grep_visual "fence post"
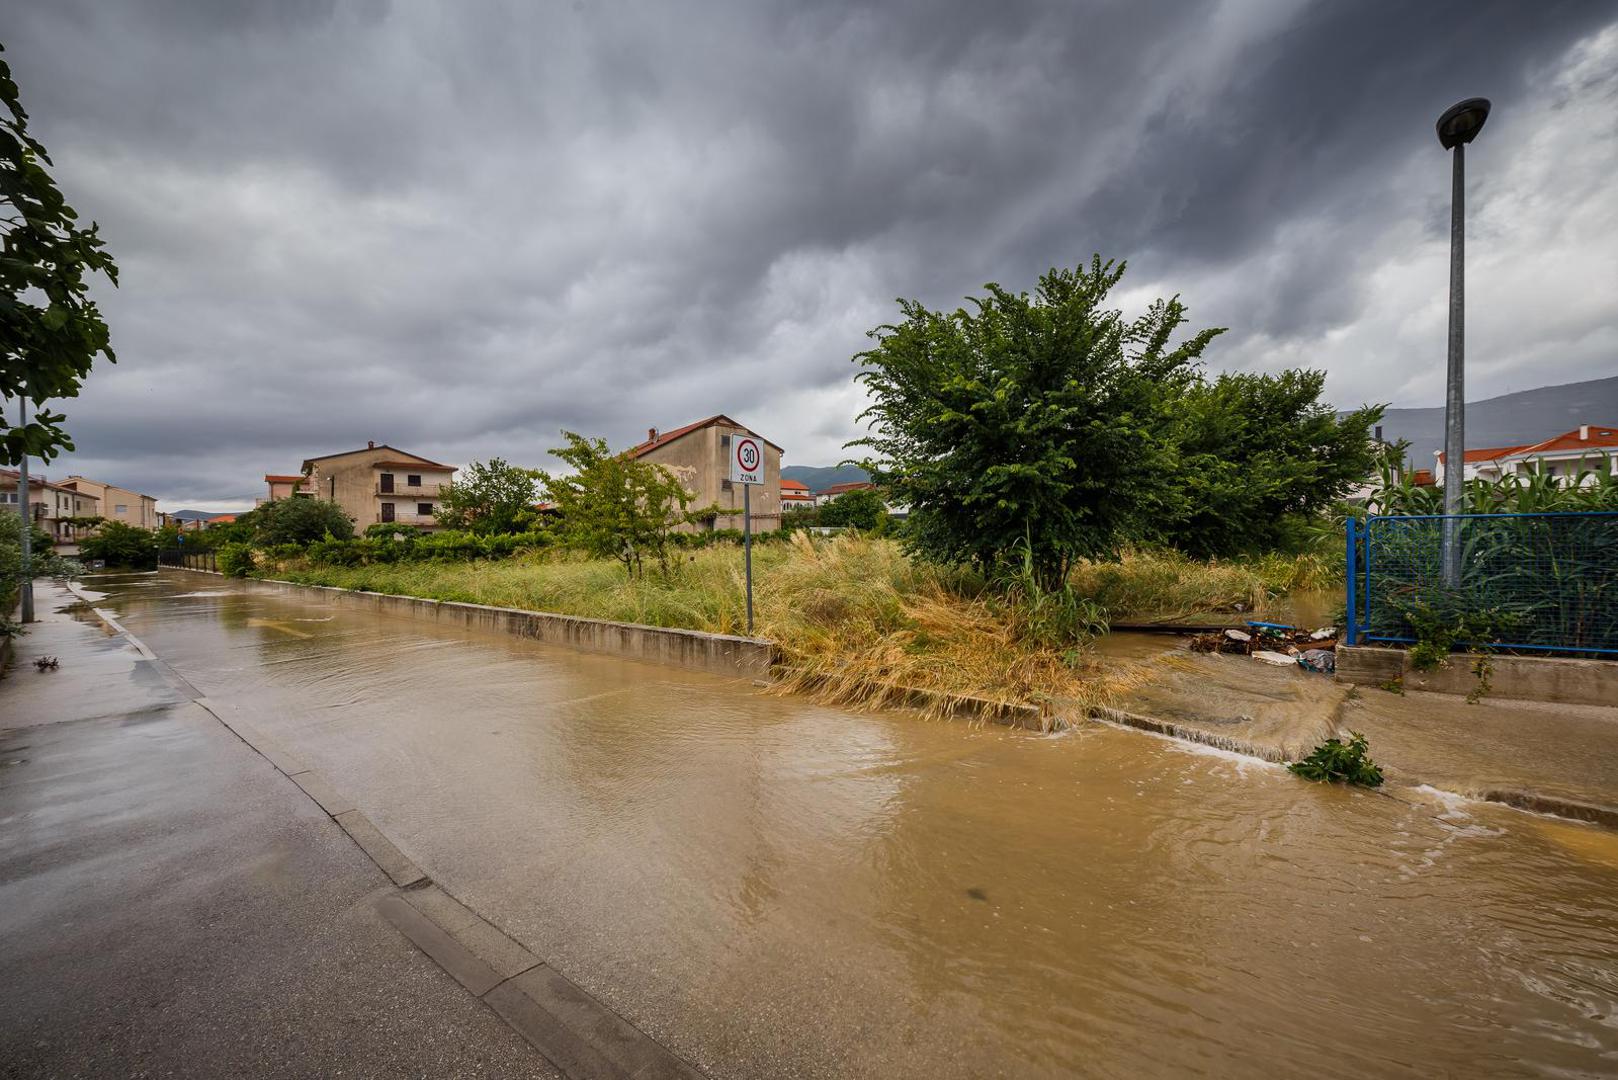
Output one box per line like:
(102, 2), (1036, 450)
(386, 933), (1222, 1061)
(1345, 516), (1358, 647)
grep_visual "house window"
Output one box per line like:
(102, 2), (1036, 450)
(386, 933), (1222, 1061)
(115, 504), (128, 514)
(381, 502), (395, 523)
(407, 474), (422, 487)
(417, 503), (433, 516)
(722, 479), (732, 491)
(380, 473), (395, 493)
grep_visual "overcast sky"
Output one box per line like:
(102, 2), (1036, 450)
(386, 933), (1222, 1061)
(7, 0), (1616, 510)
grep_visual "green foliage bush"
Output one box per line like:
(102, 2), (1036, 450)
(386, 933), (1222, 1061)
(1289, 731), (1383, 786)
(245, 497), (354, 545)
(79, 521), (159, 568)
(818, 488), (888, 532)
(216, 542), (255, 577)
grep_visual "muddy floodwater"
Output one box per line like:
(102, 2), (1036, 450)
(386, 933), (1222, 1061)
(75, 572), (1618, 1077)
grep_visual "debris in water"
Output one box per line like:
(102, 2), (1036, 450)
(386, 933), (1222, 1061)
(33, 656), (59, 672)
(1298, 649), (1336, 675)
(1252, 650), (1297, 666)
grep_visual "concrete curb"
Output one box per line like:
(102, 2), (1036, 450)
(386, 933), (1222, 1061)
(171, 567), (772, 679)
(1088, 705), (1291, 764)
(1338, 644), (1618, 707)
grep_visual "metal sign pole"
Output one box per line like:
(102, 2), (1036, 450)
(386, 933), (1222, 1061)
(743, 480), (754, 636)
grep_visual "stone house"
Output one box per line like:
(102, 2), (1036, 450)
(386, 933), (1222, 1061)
(628, 415), (783, 532)
(275, 442), (457, 531)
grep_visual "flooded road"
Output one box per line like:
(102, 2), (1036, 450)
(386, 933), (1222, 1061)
(79, 572), (1618, 1077)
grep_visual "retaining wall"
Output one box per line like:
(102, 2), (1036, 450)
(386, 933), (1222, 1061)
(224, 574), (775, 679)
(1338, 644), (1618, 707)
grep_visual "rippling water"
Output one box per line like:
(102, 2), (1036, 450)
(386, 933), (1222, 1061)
(95, 572), (1618, 1078)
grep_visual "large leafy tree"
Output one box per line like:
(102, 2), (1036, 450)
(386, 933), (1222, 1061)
(818, 488), (887, 532)
(540, 431), (712, 578)
(245, 497), (355, 545)
(1163, 370), (1383, 557)
(852, 258), (1218, 588)
(78, 521), (158, 569)
(434, 457), (540, 535)
(1, 44), (118, 464)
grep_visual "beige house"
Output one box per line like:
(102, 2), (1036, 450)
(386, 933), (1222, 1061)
(628, 415), (783, 532)
(3, 469), (100, 552)
(278, 442), (457, 530)
(58, 475), (160, 530)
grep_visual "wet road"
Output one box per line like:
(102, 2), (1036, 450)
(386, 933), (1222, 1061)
(72, 571), (1618, 1077)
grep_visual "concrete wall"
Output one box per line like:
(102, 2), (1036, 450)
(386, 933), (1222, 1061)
(639, 424), (782, 532)
(1338, 644), (1618, 707)
(231, 574), (774, 679)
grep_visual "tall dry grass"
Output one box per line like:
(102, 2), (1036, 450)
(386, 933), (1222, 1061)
(265, 534), (1135, 720)
(1068, 547), (1340, 622)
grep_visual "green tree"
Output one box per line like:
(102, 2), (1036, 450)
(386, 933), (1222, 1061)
(79, 521), (158, 569)
(852, 257), (1219, 588)
(818, 487), (887, 531)
(539, 431), (712, 578)
(249, 497), (354, 546)
(434, 457), (539, 535)
(1, 44), (119, 465)
(1162, 370), (1383, 557)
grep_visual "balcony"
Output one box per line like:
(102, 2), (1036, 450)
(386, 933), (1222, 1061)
(376, 482), (446, 497)
(375, 512), (439, 528)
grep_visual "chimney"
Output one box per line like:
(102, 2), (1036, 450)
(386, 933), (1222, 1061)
(648, 427), (658, 442)
(368, 440), (376, 449)
(1580, 425), (1590, 440)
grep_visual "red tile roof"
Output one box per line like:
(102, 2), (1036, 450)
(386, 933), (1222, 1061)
(818, 481), (875, 496)
(627, 415), (783, 457)
(780, 478), (809, 491)
(301, 445), (455, 470)
(1435, 445), (1527, 465)
(1410, 468), (1436, 486)
(1511, 424), (1618, 456)
(372, 460), (456, 471)
(264, 474), (305, 483)
(1438, 425), (1618, 464)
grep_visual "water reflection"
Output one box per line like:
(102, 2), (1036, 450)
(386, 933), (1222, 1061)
(90, 572), (1618, 1078)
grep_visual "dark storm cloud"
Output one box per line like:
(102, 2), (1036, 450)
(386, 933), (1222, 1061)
(4, 0), (1615, 507)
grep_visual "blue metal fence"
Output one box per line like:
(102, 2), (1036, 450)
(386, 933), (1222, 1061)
(1345, 511), (1618, 656)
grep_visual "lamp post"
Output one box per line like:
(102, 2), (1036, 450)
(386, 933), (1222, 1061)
(1436, 96), (1490, 587)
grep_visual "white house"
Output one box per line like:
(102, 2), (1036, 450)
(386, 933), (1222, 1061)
(1435, 423), (1618, 486)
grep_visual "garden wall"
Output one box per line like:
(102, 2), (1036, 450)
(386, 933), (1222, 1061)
(1337, 645), (1618, 707)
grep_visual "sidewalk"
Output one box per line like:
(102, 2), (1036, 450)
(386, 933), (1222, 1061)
(0, 582), (556, 1077)
(1101, 644), (1618, 823)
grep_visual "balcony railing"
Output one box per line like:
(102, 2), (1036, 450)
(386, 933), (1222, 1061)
(375, 512), (439, 527)
(376, 483), (446, 497)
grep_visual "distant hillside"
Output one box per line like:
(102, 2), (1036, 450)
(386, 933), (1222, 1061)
(781, 464), (869, 492)
(1371, 375), (1618, 464)
(169, 509), (226, 522)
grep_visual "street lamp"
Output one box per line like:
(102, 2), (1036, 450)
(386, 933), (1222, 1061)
(1436, 96), (1490, 586)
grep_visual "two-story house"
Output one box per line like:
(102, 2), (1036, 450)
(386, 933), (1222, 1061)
(628, 416), (783, 532)
(3, 469), (101, 552)
(275, 442), (457, 530)
(56, 475), (160, 530)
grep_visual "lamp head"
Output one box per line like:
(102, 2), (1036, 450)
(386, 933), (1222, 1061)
(1437, 97), (1491, 150)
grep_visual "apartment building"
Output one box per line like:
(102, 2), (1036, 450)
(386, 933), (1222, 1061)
(273, 442), (456, 530)
(628, 415), (783, 532)
(56, 475), (160, 530)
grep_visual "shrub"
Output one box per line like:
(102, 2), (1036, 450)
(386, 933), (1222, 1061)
(216, 542), (255, 577)
(79, 521), (160, 569)
(1289, 731), (1383, 786)
(249, 498), (355, 545)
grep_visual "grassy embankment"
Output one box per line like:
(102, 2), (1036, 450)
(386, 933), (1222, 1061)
(260, 534), (1340, 716)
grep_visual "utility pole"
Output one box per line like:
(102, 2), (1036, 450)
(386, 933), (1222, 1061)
(1436, 97), (1490, 587)
(17, 395), (35, 622)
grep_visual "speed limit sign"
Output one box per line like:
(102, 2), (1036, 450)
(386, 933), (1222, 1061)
(729, 434), (764, 485)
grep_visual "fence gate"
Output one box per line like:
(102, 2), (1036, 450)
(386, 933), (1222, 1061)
(1346, 511), (1618, 656)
